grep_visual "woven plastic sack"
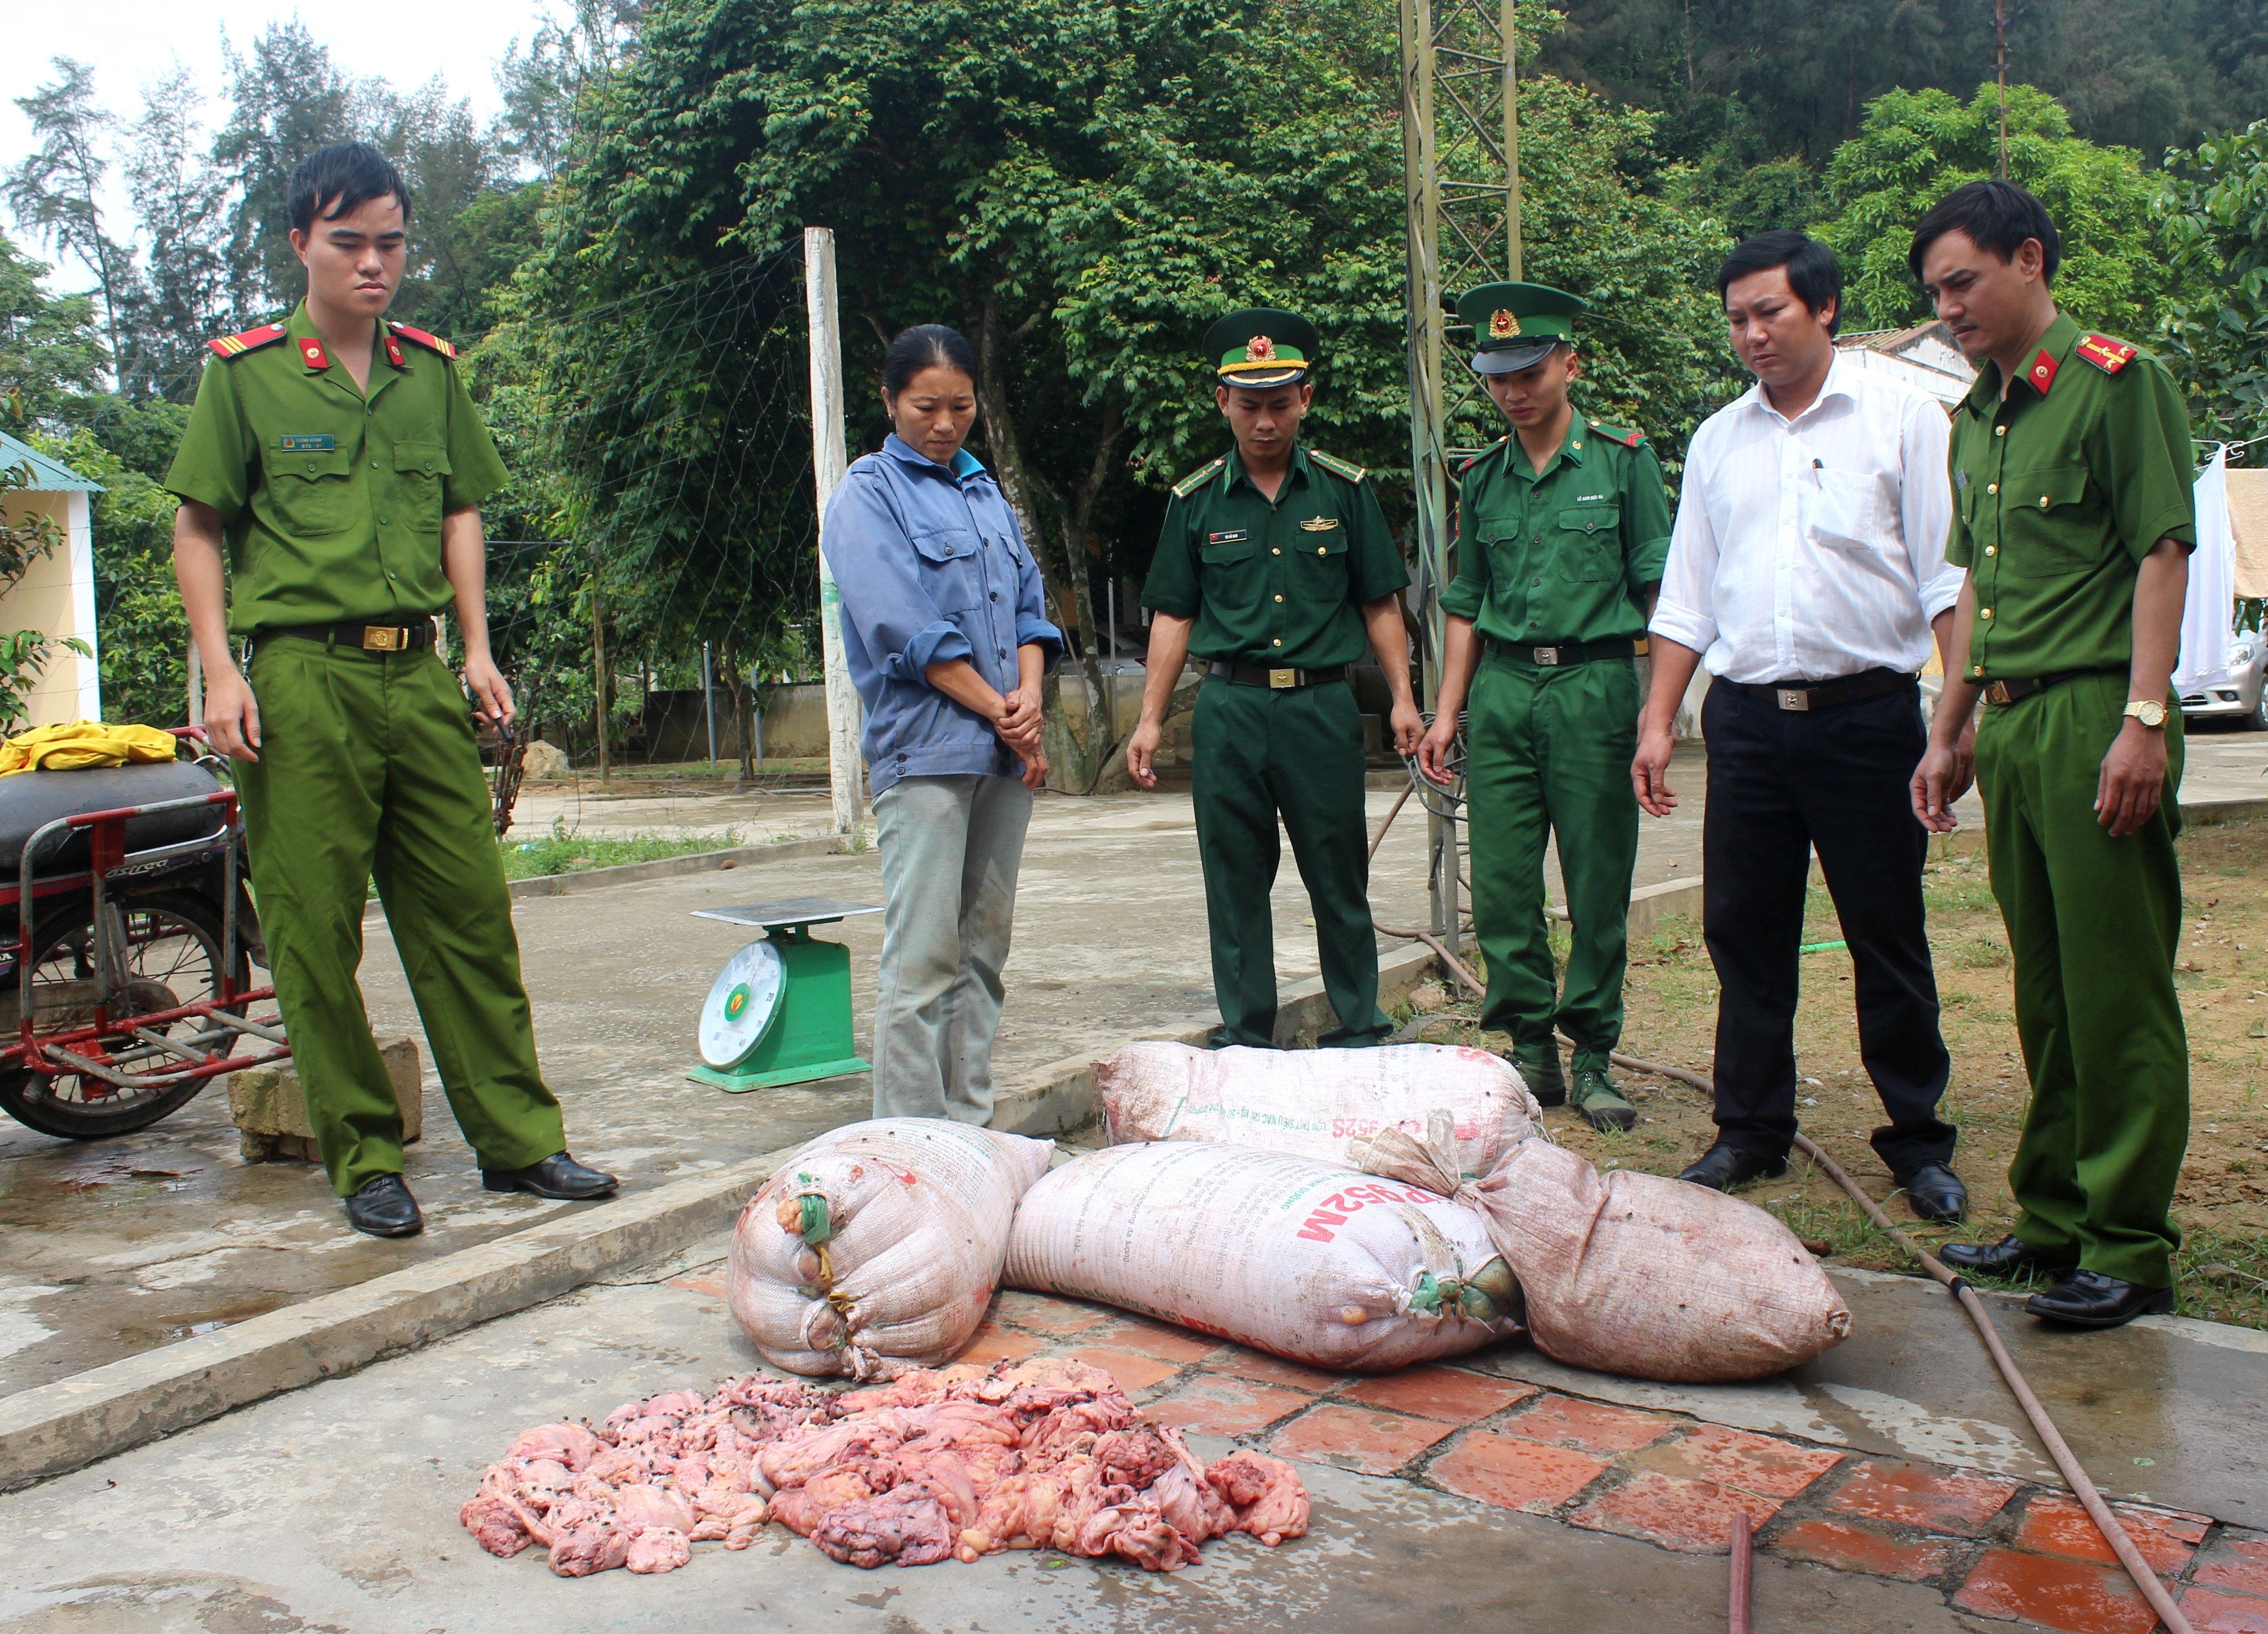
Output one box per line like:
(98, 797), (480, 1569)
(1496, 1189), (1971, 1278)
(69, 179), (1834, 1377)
(1353, 1117), (1850, 1383)
(1003, 1140), (1522, 1372)
(1097, 1040), (1539, 1175)
(728, 1119), (1053, 1379)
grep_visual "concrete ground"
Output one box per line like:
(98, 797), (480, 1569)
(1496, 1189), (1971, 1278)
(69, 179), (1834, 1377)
(2, 1241), (2262, 1633)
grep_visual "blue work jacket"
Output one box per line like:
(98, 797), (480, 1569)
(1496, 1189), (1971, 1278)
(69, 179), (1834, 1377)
(821, 434), (1064, 796)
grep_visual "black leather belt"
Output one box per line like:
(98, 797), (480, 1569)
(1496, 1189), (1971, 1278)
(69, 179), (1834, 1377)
(1208, 661), (1349, 689)
(1981, 668), (2111, 706)
(1733, 668), (1916, 712)
(260, 620), (436, 653)
(1484, 637), (1638, 668)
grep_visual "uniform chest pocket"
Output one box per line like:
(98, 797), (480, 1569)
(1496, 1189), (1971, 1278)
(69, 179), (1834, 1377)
(2000, 465), (2101, 578)
(1811, 470), (1893, 553)
(390, 442), (453, 531)
(268, 447), (355, 536)
(1555, 505), (1620, 582)
(1200, 532), (1263, 606)
(912, 525), (983, 612)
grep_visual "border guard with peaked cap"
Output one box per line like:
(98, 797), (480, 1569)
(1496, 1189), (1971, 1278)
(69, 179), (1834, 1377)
(1126, 309), (1424, 1048)
(1417, 282), (1673, 1125)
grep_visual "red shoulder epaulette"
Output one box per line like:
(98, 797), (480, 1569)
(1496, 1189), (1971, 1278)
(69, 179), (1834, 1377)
(388, 321), (457, 360)
(205, 323), (287, 360)
(2074, 333), (2137, 375)
(1586, 418), (1645, 449)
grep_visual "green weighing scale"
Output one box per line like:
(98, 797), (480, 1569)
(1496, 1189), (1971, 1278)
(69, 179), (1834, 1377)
(689, 897), (882, 1091)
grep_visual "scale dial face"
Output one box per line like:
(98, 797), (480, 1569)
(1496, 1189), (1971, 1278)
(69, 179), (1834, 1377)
(699, 939), (787, 1068)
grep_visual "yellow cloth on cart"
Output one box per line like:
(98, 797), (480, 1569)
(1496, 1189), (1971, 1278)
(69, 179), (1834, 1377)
(0, 721), (180, 776)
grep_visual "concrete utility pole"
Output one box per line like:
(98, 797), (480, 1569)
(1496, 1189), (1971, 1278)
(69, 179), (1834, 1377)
(1400, 0), (1523, 951)
(804, 226), (866, 837)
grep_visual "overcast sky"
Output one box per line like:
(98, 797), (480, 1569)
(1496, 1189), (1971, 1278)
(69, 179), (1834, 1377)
(4, 1), (552, 295)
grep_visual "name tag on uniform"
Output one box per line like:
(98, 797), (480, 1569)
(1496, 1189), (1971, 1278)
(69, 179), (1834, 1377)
(1955, 468), (1969, 490)
(1576, 492), (1607, 503)
(1208, 530), (1248, 543)
(277, 434), (336, 452)
(1299, 516), (1339, 532)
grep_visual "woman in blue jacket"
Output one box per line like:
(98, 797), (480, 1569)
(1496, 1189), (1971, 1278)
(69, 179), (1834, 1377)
(821, 325), (1064, 1122)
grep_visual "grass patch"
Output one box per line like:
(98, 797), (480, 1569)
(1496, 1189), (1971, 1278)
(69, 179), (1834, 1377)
(2176, 1225), (2268, 1327)
(1765, 1193), (1900, 1263)
(498, 818), (747, 881)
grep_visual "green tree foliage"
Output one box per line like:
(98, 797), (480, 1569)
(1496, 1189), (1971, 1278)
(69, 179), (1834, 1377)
(0, 235), (105, 429)
(5, 60), (132, 368)
(2156, 121), (2268, 441)
(522, 0), (1735, 784)
(1810, 85), (2176, 336)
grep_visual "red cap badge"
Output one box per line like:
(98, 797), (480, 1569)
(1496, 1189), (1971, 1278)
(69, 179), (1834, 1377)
(1245, 334), (1277, 362)
(299, 338), (329, 370)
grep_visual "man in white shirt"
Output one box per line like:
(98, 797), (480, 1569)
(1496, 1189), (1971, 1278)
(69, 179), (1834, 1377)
(1631, 231), (1975, 1220)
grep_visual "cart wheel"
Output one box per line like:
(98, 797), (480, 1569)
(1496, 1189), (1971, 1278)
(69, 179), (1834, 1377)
(0, 892), (252, 1141)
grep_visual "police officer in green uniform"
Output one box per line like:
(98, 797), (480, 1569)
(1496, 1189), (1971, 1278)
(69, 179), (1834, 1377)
(1911, 181), (2193, 1330)
(1126, 310), (1424, 1047)
(166, 142), (617, 1238)
(1416, 284), (1671, 1128)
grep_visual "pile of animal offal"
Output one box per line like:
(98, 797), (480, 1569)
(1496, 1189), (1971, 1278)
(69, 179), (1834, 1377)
(461, 1356), (1307, 1578)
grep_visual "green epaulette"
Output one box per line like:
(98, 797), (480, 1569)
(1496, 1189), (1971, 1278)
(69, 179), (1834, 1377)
(1171, 457), (1226, 500)
(1309, 448), (1367, 482)
(1585, 418), (1646, 450)
(1460, 435), (1511, 476)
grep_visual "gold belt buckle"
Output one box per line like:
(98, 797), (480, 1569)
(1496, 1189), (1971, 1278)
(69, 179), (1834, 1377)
(1533, 646), (1560, 666)
(1984, 680), (2013, 706)
(1775, 687), (1811, 712)
(1268, 668), (1297, 689)
(362, 625), (402, 652)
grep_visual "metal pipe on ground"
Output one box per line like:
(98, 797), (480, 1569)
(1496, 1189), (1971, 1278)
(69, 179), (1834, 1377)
(1729, 1508), (1753, 1634)
(1606, 1046), (2197, 1634)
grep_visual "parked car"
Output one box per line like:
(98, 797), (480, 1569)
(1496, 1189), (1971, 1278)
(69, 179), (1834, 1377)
(2181, 622), (2268, 730)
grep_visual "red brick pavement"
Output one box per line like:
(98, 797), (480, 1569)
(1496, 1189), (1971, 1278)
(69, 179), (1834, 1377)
(960, 1286), (2263, 1631)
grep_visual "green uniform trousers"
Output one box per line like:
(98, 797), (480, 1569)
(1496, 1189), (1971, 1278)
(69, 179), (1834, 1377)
(1191, 675), (1389, 1048)
(1463, 653), (1640, 1070)
(238, 636), (565, 1196)
(1976, 670), (2186, 1288)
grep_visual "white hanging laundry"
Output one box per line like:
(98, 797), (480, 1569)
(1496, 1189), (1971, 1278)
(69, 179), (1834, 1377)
(2175, 444), (2236, 695)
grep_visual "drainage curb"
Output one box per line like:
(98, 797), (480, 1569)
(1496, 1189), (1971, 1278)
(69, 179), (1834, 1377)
(364, 833), (853, 921)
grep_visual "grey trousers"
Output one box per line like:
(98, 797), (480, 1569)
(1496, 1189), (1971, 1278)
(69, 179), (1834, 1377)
(870, 772), (1034, 1123)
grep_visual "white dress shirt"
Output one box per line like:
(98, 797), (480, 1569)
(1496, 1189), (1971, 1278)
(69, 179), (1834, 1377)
(1651, 350), (1962, 684)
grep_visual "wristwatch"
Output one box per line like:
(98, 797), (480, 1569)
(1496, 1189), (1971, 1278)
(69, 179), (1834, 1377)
(2124, 699), (2168, 729)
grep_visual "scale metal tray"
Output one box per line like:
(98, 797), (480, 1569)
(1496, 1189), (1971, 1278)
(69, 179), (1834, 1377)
(692, 897), (882, 931)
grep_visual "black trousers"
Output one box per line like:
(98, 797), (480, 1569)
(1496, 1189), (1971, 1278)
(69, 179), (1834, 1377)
(1700, 678), (1955, 1175)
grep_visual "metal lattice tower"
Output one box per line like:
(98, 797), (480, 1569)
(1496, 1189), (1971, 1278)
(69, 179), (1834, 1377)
(1400, 0), (1522, 947)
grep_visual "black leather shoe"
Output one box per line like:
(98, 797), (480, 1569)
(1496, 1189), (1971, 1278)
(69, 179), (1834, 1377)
(482, 1151), (619, 1200)
(2026, 1269), (2175, 1329)
(1894, 1162), (1969, 1223)
(1675, 1142), (1788, 1192)
(1938, 1234), (2076, 1280)
(345, 1173), (423, 1238)
(1513, 1047), (1567, 1108)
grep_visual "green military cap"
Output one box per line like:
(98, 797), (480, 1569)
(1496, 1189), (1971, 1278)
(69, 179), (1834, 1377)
(1456, 282), (1588, 375)
(1204, 308), (1317, 389)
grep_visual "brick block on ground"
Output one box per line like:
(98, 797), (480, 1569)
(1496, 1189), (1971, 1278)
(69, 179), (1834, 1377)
(1340, 1365), (1535, 1424)
(2195, 1531), (2268, 1600)
(955, 1320), (1042, 1367)
(1631, 1422), (1844, 1499)
(2181, 1587), (2268, 1633)
(1823, 1458), (2021, 1536)
(1769, 1518), (1957, 1582)
(1497, 1392), (1680, 1454)
(989, 1290), (1117, 1337)
(1268, 1403), (1454, 1476)
(1081, 1315), (1225, 1366)
(1953, 1548), (2158, 1634)
(1568, 1470), (1784, 1554)
(229, 1035), (420, 1163)
(2012, 1493), (2209, 1576)
(1142, 1375), (1311, 1438)
(1199, 1346), (1345, 1394)
(1426, 1428), (1611, 1514)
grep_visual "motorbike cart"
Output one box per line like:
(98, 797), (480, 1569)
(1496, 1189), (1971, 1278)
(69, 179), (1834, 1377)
(0, 748), (286, 1140)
